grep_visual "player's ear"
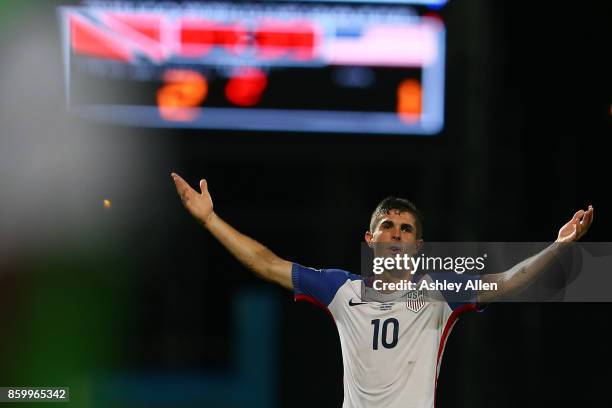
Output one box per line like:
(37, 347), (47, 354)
(415, 239), (424, 253)
(365, 231), (373, 247)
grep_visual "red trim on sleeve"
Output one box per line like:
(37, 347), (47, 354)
(434, 303), (478, 408)
(295, 294), (326, 308)
(295, 294), (334, 319)
(436, 304), (476, 363)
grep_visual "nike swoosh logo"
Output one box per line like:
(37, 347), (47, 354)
(349, 298), (367, 306)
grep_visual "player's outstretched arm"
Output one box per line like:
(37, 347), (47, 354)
(478, 205), (594, 303)
(171, 173), (293, 290)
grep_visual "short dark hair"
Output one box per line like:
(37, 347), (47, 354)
(369, 197), (423, 239)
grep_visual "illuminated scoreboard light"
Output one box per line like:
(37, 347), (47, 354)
(59, 2), (446, 135)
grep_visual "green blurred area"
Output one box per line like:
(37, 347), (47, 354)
(0, 0), (28, 26)
(0, 248), (131, 408)
(0, 1), (132, 405)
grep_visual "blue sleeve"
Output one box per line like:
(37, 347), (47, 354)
(292, 263), (359, 307)
(428, 272), (482, 311)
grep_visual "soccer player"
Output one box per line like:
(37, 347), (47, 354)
(171, 173), (593, 408)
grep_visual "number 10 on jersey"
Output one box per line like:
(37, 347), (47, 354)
(371, 318), (399, 350)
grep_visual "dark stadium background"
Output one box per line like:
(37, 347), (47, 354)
(0, 1), (610, 407)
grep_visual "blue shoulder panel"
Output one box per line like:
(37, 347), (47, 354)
(292, 263), (361, 307)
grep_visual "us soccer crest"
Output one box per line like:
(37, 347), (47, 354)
(406, 290), (425, 313)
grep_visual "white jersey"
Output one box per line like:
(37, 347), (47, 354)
(292, 264), (479, 408)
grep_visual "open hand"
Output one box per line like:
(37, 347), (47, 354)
(171, 173), (214, 226)
(556, 205), (594, 243)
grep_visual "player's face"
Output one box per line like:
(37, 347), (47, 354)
(365, 210), (422, 257)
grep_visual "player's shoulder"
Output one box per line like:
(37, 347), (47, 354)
(292, 263), (361, 281)
(292, 263), (361, 306)
(323, 267), (361, 282)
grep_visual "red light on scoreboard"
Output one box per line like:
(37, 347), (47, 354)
(255, 21), (316, 60)
(225, 68), (268, 107)
(68, 12), (318, 63)
(157, 70), (208, 122)
(180, 19), (248, 57)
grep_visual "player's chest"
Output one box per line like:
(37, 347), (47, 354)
(339, 302), (443, 352)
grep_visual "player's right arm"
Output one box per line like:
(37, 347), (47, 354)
(171, 173), (293, 290)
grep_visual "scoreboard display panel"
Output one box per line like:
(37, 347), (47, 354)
(59, 1), (446, 134)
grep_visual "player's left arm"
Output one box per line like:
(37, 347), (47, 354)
(477, 205), (594, 304)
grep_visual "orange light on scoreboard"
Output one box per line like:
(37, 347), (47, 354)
(397, 79), (422, 123)
(157, 70), (208, 122)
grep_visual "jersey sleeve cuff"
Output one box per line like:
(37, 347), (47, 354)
(291, 263), (302, 297)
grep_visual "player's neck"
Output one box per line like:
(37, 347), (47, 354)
(379, 269), (412, 283)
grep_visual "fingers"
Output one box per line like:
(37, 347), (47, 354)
(575, 216), (583, 236)
(570, 209), (585, 236)
(580, 205), (594, 235)
(199, 179), (208, 194)
(171, 172), (190, 193)
(572, 209), (586, 223)
(171, 173), (196, 203)
(571, 205), (594, 240)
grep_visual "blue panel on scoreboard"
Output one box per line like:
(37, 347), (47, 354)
(59, 1), (446, 135)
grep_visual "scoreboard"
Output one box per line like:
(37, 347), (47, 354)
(59, 1), (446, 134)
